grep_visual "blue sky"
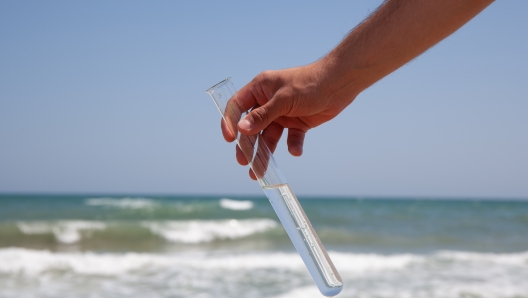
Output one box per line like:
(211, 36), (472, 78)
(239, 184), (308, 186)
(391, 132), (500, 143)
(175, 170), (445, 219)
(1, 1), (526, 198)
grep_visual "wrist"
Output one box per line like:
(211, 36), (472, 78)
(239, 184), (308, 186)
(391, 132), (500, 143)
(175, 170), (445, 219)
(311, 53), (367, 105)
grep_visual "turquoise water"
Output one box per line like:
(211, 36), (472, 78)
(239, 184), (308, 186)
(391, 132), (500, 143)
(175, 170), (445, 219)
(0, 194), (527, 297)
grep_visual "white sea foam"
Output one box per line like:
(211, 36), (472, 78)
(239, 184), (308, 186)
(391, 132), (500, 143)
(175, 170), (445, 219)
(0, 249), (305, 277)
(436, 250), (528, 265)
(141, 218), (278, 243)
(85, 197), (156, 209)
(330, 251), (423, 273)
(3, 248), (526, 277)
(0, 248), (527, 298)
(0, 248), (156, 276)
(17, 221), (106, 244)
(219, 198), (254, 210)
(272, 286), (321, 298)
(0, 249), (416, 276)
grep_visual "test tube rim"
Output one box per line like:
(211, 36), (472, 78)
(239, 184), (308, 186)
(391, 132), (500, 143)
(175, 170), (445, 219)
(206, 77), (232, 94)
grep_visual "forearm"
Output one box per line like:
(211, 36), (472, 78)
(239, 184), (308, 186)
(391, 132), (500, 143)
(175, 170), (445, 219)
(316, 0), (494, 98)
(224, 0), (493, 161)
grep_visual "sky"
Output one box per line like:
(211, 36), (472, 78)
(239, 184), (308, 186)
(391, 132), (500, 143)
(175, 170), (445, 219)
(0, 1), (526, 198)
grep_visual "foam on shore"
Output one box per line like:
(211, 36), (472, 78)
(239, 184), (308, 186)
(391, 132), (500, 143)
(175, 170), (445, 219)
(1, 248), (527, 298)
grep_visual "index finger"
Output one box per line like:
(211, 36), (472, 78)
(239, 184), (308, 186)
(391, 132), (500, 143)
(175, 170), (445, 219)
(222, 80), (265, 142)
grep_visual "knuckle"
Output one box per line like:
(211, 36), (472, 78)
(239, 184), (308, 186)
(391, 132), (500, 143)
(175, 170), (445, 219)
(256, 70), (279, 91)
(263, 122), (283, 149)
(288, 129), (305, 144)
(257, 70), (274, 83)
(250, 108), (269, 124)
(272, 91), (294, 116)
(288, 136), (302, 145)
(251, 71), (276, 106)
(266, 134), (281, 147)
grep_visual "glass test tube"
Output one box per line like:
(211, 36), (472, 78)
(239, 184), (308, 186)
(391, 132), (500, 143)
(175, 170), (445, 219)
(206, 78), (343, 297)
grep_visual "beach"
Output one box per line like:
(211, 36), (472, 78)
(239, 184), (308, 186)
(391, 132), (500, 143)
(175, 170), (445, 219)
(0, 194), (527, 298)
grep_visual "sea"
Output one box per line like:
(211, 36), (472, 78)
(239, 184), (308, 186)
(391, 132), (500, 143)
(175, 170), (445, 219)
(0, 194), (527, 298)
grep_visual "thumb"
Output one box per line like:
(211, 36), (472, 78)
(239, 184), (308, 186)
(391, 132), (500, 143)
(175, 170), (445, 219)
(238, 98), (285, 134)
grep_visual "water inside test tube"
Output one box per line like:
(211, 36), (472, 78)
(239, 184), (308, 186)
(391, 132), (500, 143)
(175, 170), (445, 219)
(262, 183), (343, 297)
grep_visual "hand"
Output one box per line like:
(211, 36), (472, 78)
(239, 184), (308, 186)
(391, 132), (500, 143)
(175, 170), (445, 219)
(221, 62), (358, 179)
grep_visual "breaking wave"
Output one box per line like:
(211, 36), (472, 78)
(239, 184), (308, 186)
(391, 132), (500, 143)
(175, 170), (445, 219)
(85, 197), (157, 209)
(15, 219), (278, 245)
(219, 198), (254, 210)
(140, 219), (278, 243)
(17, 221), (106, 244)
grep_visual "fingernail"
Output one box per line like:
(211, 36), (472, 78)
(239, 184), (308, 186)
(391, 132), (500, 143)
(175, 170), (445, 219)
(239, 119), (252, 131)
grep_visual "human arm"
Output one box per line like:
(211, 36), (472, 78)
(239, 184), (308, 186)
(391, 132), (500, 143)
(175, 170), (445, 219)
(222, 0), (494, 179)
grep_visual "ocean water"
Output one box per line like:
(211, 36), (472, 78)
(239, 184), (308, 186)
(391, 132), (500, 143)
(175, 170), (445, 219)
(0, 194), (527, 298)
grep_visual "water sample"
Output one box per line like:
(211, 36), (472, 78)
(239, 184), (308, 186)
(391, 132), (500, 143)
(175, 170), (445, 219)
(206, 78), (343, 297)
